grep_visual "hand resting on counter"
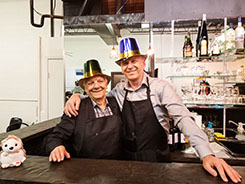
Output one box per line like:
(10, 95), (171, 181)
(49, 145), (71, 162)
(203, 155), (242, 183)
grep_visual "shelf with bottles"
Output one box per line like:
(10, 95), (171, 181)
(157, 15), (245, 64)
(172, 14), (244, 138)
(156, 53), (245, 64)
(167, 74), (236, 79)
(216, 81), (245, 85)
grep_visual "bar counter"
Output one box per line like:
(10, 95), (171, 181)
(0, 155), (244, 184)
(1, 118), (245, 183)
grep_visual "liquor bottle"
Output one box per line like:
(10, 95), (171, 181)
(185, 30), (193, 57)
(177, 127), (186, 150)
(183, 35), (187, 58)
(168, 119), (177, 152)
(196, 20), (202, 57)
(211, 34), (221, 56)
(235, 16), (244, 53)
(226, 23), (236, 53)
(200, 14), (209, 57)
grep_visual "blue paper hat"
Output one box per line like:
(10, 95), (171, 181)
(115, 37), (147, 65)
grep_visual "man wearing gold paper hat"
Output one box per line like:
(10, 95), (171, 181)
(64, 38), (241, 183)
(45, 59), (123, 162)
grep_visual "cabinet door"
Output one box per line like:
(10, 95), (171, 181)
(48, 59), (64, 119)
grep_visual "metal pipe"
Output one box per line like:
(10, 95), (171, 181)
(229, 120), (239, 127)
(50, 0), (54, 37)
(30, 0), (63, 29)
(149, 22), (155, 77)
(78, 0), (88, 16)
(116, 0), (123, 14)
(223, 106), (226, 137)
(170, 20), (175, 57)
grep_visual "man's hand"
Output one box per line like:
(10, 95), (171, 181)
(203, 155), (242, 183)
(49, 145), (71, 162)
(64, 94), (81, 117)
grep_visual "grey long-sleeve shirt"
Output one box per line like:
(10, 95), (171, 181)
(109, 72), (213, 159)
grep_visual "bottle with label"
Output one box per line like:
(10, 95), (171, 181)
(183, 35), (187, 58)
(235, 16), (244, 53)
(211, 34), (221, 56)
(196, 20), (202, 57)
(206, 121), (214, 142)
(226, 23), (236, 53)
(177, 128), (186, 150)
(200, 14), (209, 57)
(168, 119), (178, 152)
(185, 30), (193, 58)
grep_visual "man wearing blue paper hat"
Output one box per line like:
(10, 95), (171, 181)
(64, 38), (241, 183)
(115, 37), (147, 65)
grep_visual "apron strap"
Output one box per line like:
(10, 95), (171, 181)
(146, 77), (151, 99)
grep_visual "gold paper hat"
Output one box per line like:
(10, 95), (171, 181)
(115, 37), (147, 65)
(78, 59), (111, 89)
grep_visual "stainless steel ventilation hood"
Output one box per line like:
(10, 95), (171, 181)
(62, 0), (144, 45)
(62, 0), (245, 44)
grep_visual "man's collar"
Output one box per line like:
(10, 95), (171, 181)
(90, 97), (109, 108)
(124, 72), (149, 91)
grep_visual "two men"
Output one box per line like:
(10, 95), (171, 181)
(45, 59), (122, 162)
(65, 38), (241, 183)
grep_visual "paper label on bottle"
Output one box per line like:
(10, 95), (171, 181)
(168, 134), (173, 144)
(185, 45), (192, 57)
(235, 34), (245, 49)
(175, 133), (179, 143)
(180, 133), (186, 143)
(201, 40), (207, 55)
(226, 30), (236, 50)
(212, 45), (220, 55)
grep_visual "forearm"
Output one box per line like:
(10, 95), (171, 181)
(177, 116), (214, 159)
(45, 136), (63, 154)
(45, 114), (76, 154)
(159, 82), (213, 159)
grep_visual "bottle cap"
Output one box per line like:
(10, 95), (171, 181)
(238, 16), (242, 22)
(203, 14), (206, 21)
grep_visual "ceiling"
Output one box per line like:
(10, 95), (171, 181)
(62, 0), (245, 45)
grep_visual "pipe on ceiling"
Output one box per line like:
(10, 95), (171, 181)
(30, 0), (63, 37)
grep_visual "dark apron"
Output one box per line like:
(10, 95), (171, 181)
(73, 97), (122, 159)
(121, 77), (170, 162)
